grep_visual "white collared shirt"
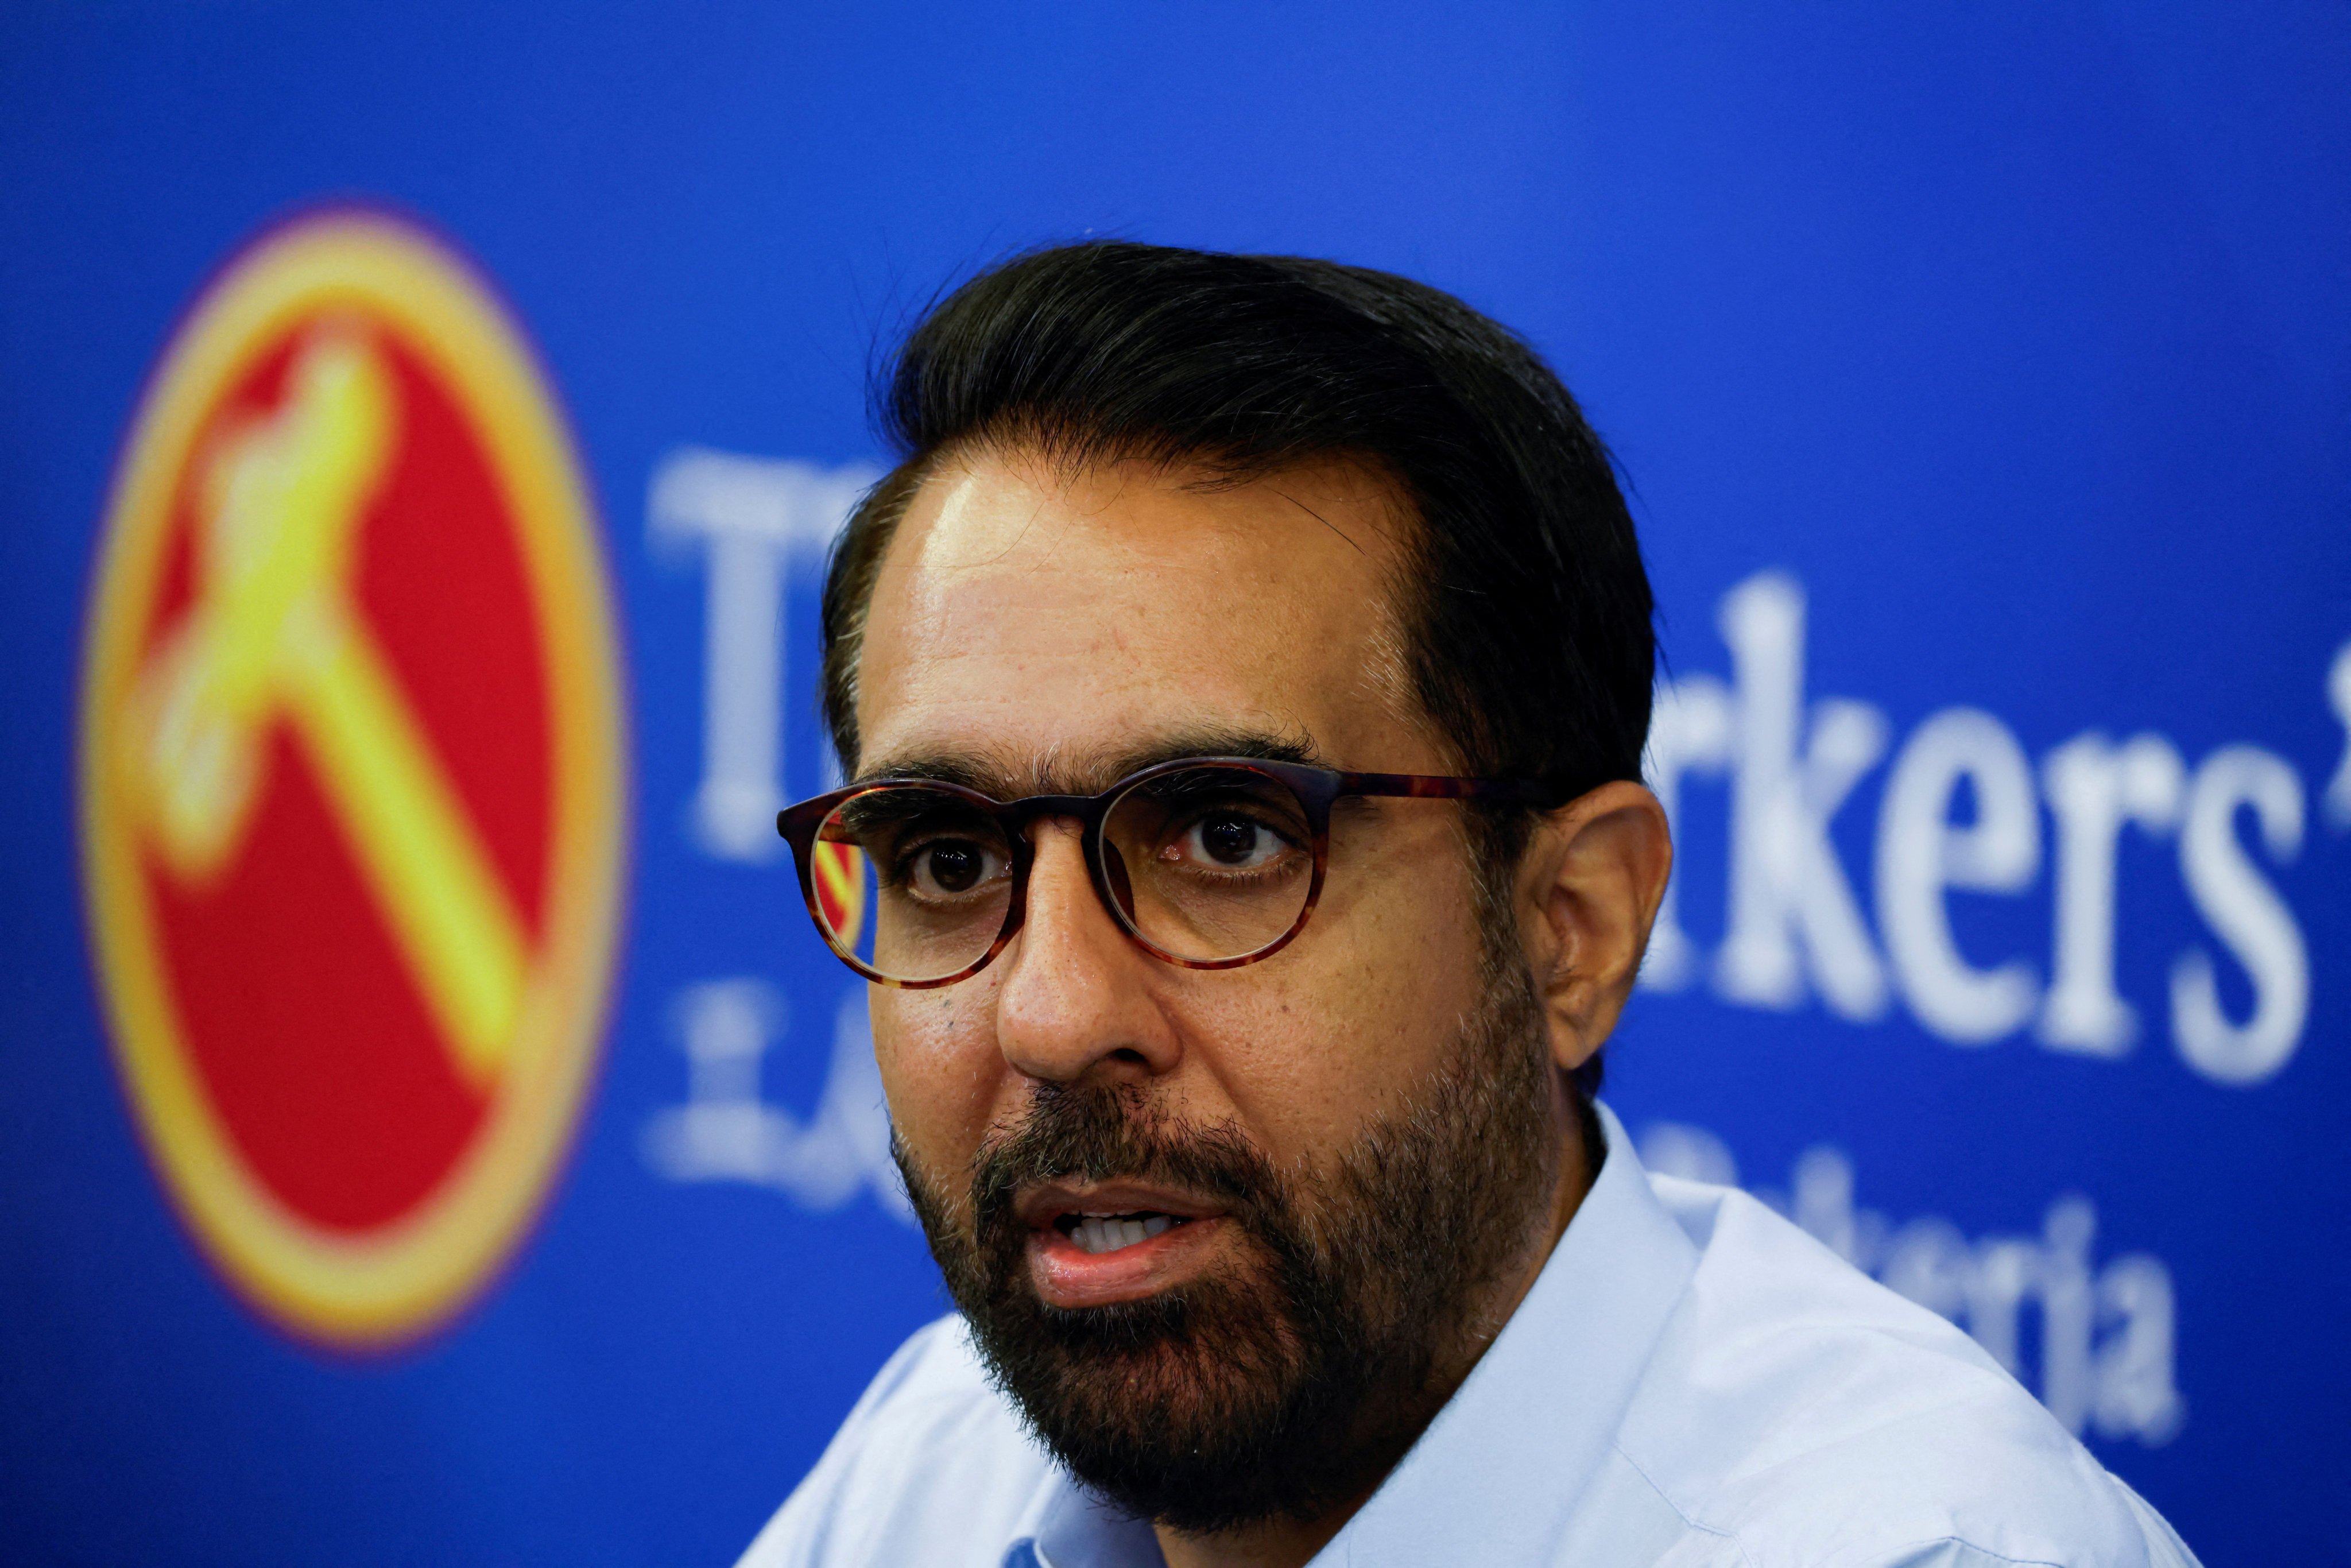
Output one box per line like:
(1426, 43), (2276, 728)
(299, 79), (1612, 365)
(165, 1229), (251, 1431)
(737, 1105), (2202, 1568)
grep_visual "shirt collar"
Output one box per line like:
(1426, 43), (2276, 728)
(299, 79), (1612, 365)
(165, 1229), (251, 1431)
(1310, 1100), (1697, 1566)
(1010, 1101), (1696, 1568)
(1022, 1477), (1164, 1568)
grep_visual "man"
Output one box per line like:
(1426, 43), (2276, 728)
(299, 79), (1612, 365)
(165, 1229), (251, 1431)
(737, 243), (2200, 1568)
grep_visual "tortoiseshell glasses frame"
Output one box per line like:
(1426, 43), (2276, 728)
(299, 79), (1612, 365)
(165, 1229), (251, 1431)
(774, 756), (1572, 989)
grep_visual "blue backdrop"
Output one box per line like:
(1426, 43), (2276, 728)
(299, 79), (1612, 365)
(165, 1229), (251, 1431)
(3, 5), (2346, 1564)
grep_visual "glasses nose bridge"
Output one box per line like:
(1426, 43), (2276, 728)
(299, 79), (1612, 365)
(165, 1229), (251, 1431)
(1008, 792), (1111, 825)
(1003, 791), (1129, 943)
(1002, 792), (1116, 863)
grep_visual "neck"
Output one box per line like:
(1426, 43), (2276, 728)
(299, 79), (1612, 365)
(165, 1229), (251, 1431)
(1151, 1091), (1598, 1568)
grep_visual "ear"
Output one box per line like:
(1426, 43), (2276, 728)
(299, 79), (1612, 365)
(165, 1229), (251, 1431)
(1515, 781), (1674, 1077)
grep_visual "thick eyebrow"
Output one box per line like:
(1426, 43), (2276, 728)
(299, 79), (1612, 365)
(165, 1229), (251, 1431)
(855, 725), (1331, 799)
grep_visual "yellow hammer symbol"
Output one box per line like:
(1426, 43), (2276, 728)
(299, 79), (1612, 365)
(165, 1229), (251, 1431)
(814, 841), (867, 951)
(123, 327), (530, 1086)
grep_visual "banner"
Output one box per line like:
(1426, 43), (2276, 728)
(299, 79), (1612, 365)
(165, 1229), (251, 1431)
(2, 6), (2342, 1564)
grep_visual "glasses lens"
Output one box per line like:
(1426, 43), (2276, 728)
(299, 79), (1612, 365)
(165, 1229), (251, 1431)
(813, 788), (1014, 983)
(1102, 765), (1315, 963)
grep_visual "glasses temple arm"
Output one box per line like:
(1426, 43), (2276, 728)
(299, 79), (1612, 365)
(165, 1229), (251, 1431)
(1336, 772), (1589, 808)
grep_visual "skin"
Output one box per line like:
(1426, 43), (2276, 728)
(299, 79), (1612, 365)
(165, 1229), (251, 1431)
(855, 448), (1673, 1568)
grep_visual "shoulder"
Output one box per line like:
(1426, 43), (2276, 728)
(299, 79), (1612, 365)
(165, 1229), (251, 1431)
(1612, 1177), (2188, 1568)
(734, 1314), (1059, 1568)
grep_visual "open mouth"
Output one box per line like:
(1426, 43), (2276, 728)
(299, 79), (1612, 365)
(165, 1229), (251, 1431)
(1021, 1185), (1227, 1306)
(1055, 1210), (1192, 1255)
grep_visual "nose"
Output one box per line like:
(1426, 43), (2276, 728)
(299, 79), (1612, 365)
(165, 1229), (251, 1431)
(993, 818), (1181, 1086)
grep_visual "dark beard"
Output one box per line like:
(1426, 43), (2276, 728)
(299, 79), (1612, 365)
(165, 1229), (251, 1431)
(893, 960), (1558, 1536)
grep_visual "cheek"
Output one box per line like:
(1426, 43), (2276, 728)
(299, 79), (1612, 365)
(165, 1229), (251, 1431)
(1186, 870), (1486, 1158)
(871, 983), (1009, 1180)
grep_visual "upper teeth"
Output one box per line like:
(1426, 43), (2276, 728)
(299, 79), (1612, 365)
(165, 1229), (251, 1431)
(1070, 1213), (1176, 1255)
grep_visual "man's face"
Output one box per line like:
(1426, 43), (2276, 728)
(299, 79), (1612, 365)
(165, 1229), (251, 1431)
(855, 450), (1561, 1529)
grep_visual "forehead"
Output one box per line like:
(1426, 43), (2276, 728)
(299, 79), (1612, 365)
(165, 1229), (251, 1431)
(854, 449), (1426, 790)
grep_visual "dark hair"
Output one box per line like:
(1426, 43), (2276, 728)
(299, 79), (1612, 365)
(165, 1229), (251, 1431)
(819, 242), (1653, 1100)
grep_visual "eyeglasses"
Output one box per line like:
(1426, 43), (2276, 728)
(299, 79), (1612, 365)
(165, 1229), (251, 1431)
(774, 756), (1570, 989)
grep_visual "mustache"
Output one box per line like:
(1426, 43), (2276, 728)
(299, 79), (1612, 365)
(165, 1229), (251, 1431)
(969, 1081), (1289, 1240)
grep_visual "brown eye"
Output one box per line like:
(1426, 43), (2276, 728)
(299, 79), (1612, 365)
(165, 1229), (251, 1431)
(1202, 815), (1260, 865)
(1170, 811), (1289, 872)
(909, 838), (1002, 897)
